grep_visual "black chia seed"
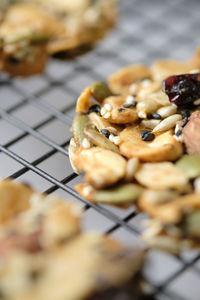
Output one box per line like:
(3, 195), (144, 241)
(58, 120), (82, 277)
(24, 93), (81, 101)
(141, 130), (155, 141)
(150, 113), (162, 120)
(88, 104), (101, 114)
(100, 129), (110, 138)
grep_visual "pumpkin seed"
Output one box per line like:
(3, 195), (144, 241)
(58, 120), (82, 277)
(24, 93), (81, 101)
(94, 184), (143, 204)
(176, 155), (200, 179)
(84, 127), (120, 153)
(185, 210), (200, 237)
(90, 81), (112, 102)
(5, 31), (48, 44)
(72, 114), (88, 144)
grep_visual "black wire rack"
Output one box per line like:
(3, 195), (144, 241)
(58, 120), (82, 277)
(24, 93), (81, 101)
(1, 0), (200, 299)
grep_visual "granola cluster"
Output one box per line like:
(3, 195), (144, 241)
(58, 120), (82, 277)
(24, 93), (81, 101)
(0, 0), (117, 76)
(70, 48), (200, 254)
(0, 179), (144, 299)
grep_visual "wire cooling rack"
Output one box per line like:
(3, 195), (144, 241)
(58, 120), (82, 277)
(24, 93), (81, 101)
(1, 0), (200, 299)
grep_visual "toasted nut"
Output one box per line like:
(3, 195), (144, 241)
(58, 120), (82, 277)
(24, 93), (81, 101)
(94, 184), (143, 204)
(76, 87), (92, 113)
(84, 128), (120, 153)
(72, 114), (88, 144)
(81, 138), (91, 149)
(90, 81), (112, 102)
(75, 147), (127, 189)
(184, 211), (200, 237)
(108, 64), (151, 94)
(139, 192), (200, 224)
(102, 96), (138, 124)
(120, 126), (183, 162)
(157, 105), (177, 118)
(135, 162), (188, 191)
(183, 111), (200, 155)
(124, 157), (140, 182)
(176, 155), (200, 179)
(152, 114), (182, 133)
(151, 59), (193, 81)
(136, 99), (159, 119)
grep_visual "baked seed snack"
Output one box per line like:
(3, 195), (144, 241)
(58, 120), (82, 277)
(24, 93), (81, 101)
(69, 49), (200, 253)
(0, 0), (117, 76)
(0, 179), (145, 299)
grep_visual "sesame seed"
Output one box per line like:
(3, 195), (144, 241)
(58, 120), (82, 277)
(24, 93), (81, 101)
(175, 123), (181, 134)
(150, 113), (161, 120)
(123, 101), (137, 108)
(103, 112), (111, 119)
(100, 107), (106, 116)
(83, 185), (93, 197)
(113, 136), (121, 145)
(180, 118), (188, 128)
(129, 84), (137, 93)
(141, 79), (151, 87)
(138, 111), (147, 119)
(82, 138), (91, 149)
(175, 129), (182, 137)
(109, 134), (114, 142)
(173, 134), (184, 143)
(104, 103), (112, 111)
(126, 95), (135, 104)
(100, 129), (110, 138)
(70, 139), (77, 148)
(182, 109), (190, 119)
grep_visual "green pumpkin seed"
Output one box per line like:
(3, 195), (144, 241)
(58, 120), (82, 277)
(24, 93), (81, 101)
(84, 127), (119, 153)
(91, 82), (112, 102)
(5, 31), (48, 44)
(176, 155), (200, 179)
(72, 114), (88, 144)
(185, 210), (200, 237)
(0, 38), (3, 49)
(94, 183), (143, 204)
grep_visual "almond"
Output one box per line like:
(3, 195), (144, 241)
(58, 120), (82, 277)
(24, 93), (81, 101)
(183, 111), (200, 155)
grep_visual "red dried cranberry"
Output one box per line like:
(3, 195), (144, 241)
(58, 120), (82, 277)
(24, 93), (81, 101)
(163, 73), (200, 106)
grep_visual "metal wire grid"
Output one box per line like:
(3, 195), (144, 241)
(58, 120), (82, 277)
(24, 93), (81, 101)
(1, 0), (200, 299)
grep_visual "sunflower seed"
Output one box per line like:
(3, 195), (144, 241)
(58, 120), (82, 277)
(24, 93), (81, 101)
(152, 114), (182, 133)
(157, 105), (177, 118)
(84, 128), (119, 153)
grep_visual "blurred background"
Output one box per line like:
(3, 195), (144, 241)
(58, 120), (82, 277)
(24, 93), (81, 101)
(0, 0), (200, 299)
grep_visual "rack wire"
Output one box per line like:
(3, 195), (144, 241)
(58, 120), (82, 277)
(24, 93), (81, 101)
(1, 0), (200, 299)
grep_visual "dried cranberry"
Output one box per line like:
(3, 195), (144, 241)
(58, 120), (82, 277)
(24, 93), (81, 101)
(163, 73), (200, 106)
